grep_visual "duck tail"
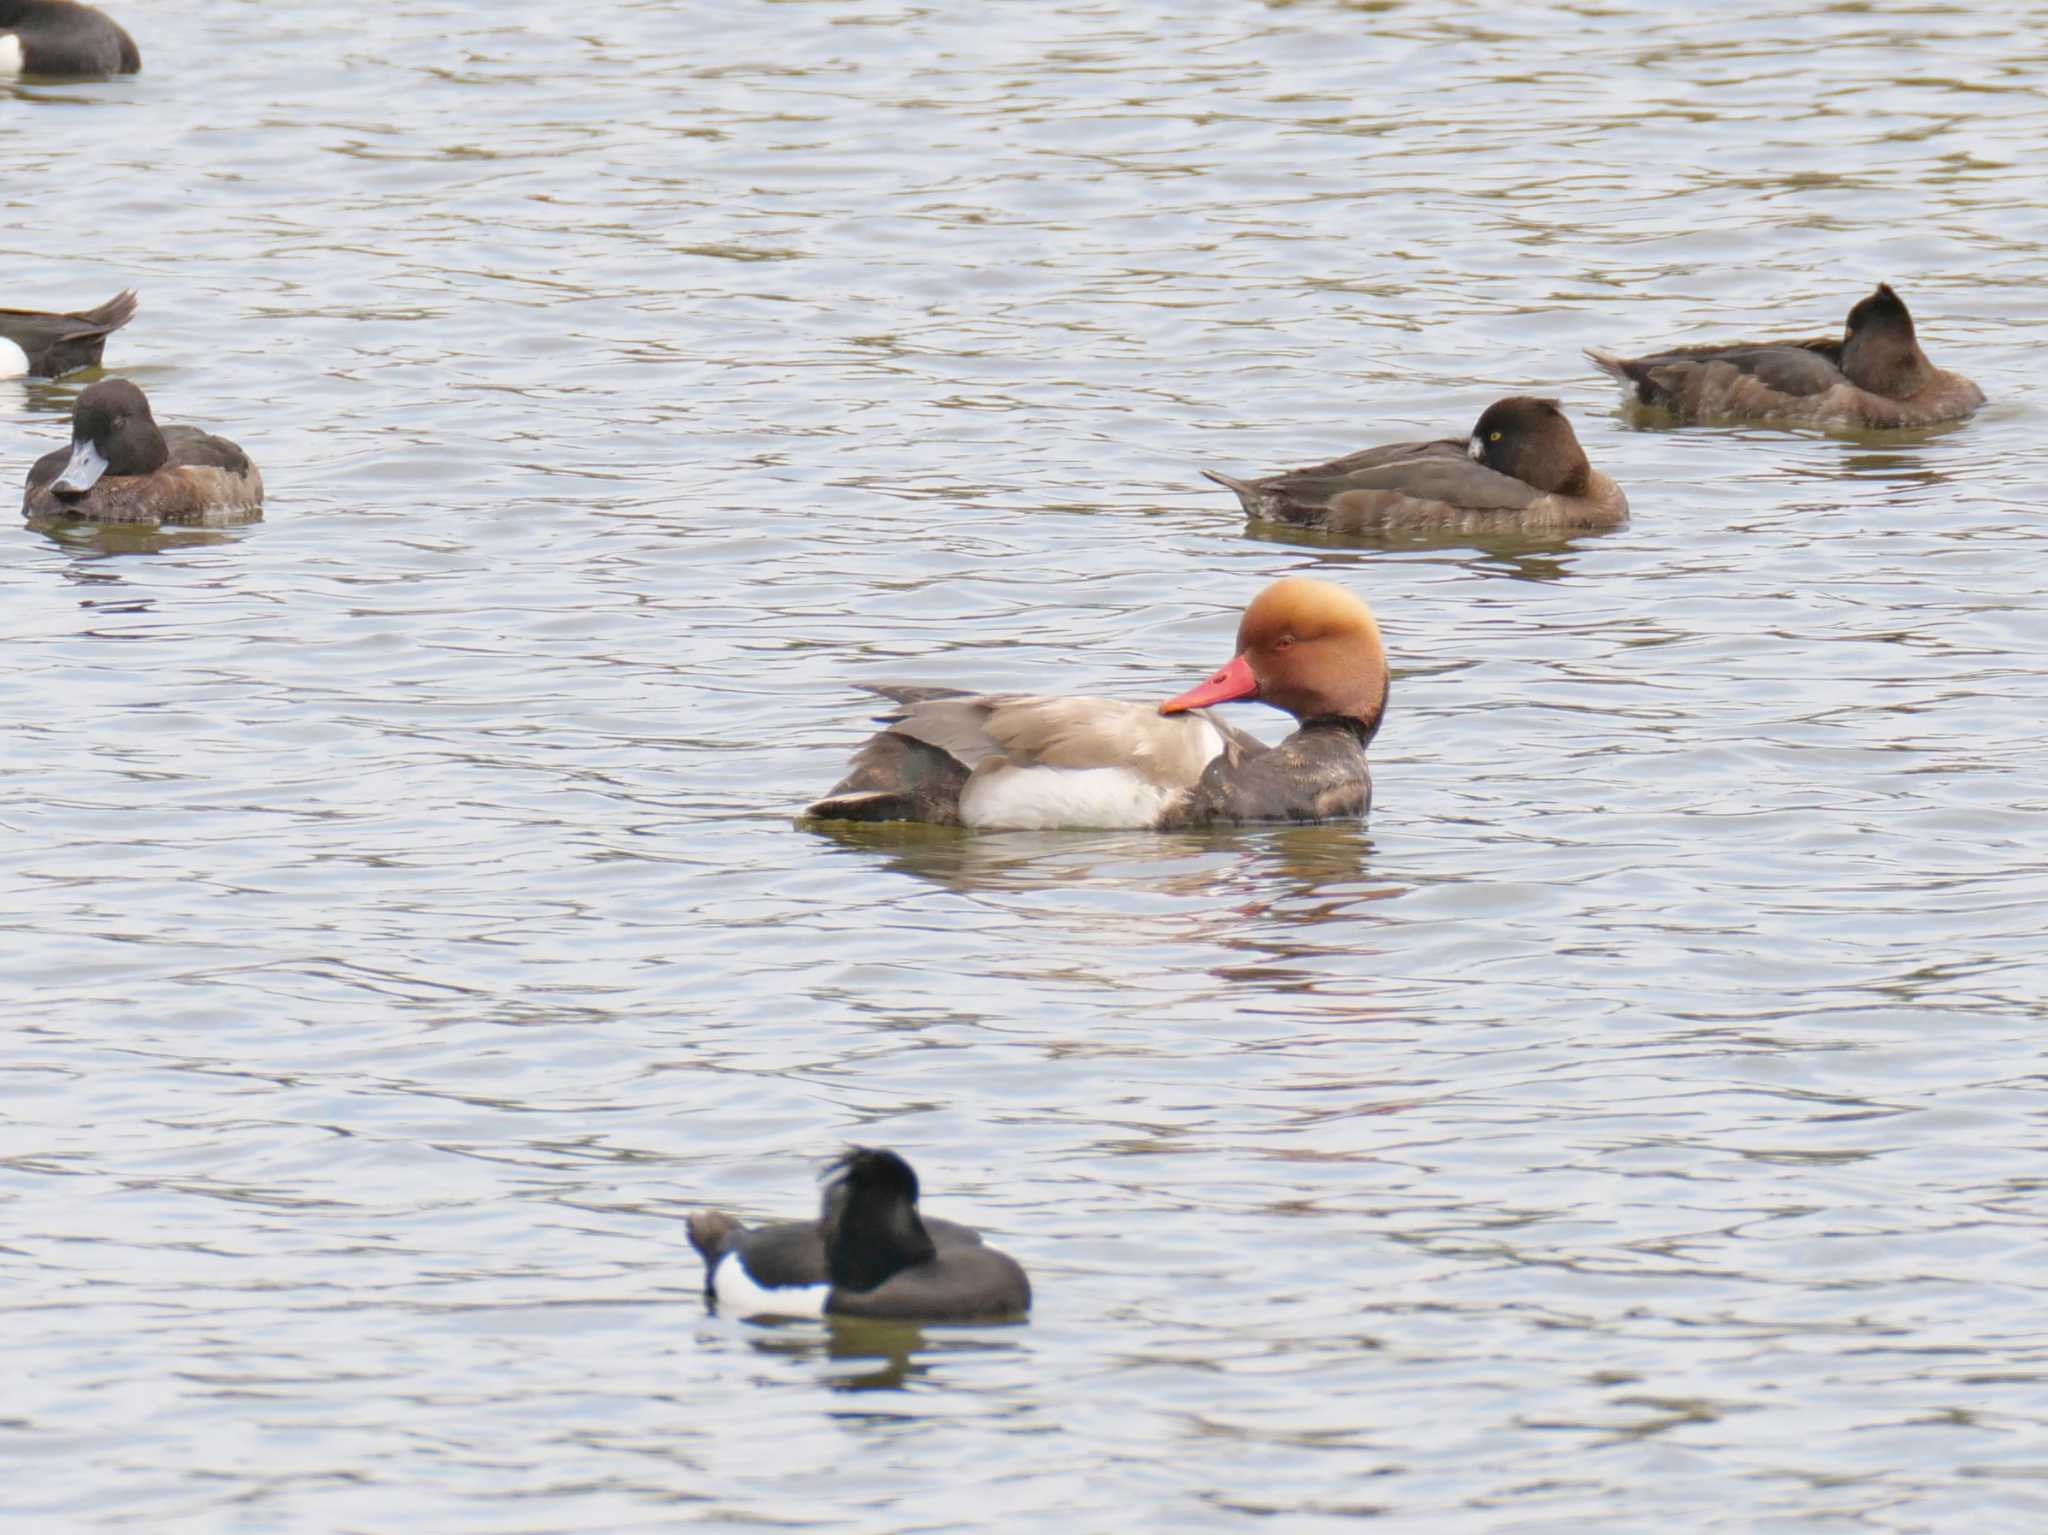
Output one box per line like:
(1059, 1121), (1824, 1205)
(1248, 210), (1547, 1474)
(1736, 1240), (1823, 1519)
(1582, 347), (1632, 383)
(81, 290), (140, 334)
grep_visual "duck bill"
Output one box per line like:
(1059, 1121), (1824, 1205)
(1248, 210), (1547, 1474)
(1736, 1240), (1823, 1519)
(1159, 653), (1258, 715)
(52, 440), (108, 497)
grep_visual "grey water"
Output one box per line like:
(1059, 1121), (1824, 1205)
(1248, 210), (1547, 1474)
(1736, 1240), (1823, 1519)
(5, 1), (2048, 1529)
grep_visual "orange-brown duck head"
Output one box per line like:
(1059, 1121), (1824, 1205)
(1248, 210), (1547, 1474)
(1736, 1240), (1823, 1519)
(1158, 577), (1388, 735)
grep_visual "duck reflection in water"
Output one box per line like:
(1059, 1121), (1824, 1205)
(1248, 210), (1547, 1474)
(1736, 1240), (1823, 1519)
(742, 1317), (1031, 1396)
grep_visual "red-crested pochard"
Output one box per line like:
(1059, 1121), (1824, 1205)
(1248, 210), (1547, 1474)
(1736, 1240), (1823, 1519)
(1586, 283), (1984, 429)
(803, 576), (1387, 830)
(688, 1148), (1030, 1323)
(1203, 397), (1626, 537)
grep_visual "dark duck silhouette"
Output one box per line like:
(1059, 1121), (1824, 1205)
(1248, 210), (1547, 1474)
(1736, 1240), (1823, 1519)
(688, 1148), (1030, 1322)
(0, 0), (140, 77)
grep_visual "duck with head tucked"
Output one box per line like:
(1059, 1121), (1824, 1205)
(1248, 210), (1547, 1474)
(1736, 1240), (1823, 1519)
(803, 576), (1388, 830)
(1203, 396), (1626, 538)
(23, 379), (263, 523)
(0, 0), (139, 77)
(1586, 283), (1984, 430)
(688, 1148), (1030, 1323)
(0, 290), (136, 378)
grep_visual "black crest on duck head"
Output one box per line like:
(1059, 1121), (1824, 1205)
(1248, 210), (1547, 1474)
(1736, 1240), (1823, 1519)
(820, 1146), (936, 1293)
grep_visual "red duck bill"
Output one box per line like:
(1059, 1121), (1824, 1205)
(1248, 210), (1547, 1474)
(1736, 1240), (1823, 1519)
(1159, 653), (1258, 715)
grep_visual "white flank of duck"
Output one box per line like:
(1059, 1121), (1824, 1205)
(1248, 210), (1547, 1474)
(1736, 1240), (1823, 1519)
(709, 1255), (828, 1320)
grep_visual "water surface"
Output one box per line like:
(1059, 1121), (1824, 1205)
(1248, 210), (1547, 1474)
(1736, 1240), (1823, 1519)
(5, 1), (2047, 1529)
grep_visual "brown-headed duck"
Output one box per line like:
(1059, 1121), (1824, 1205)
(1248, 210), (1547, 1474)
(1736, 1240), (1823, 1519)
(0, 0), (138, 76)
(803, 576), (1387, 830)
(688, 1148), (1030, 1323)
(23, 379), (262, 523)
(1203, 397), (1626, 537)
(0, 289), (136, 378)
(1586, 283), (1984, 429)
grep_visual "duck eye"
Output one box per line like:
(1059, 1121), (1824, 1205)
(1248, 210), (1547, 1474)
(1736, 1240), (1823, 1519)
(1489, 430), (1502, 442)
(1275, 634), (1294, 650)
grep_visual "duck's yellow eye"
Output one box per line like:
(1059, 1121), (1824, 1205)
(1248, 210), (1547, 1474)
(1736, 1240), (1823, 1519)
(1489, 430), (1502, 442)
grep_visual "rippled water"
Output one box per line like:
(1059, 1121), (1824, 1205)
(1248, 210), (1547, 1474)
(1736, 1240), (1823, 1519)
(6, 0), (2048, 1528)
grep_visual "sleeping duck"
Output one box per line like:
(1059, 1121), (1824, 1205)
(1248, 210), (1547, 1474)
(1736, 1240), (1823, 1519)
(1586, 283), (1984, 429)
(1203, 396), (1625, 537)
(688, 1148), (1030, 1323)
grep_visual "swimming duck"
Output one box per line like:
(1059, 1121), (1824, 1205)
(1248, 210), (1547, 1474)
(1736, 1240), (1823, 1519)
(688, 1148), (1031, 1322)
(1586, 283), (1984, 429)
(23, 379), (263, 523)
(802, 576), (1387, 830)
(1203, 396), (1625, 537)
(0, 289), (136, 378)
(0, 0), (139, 76)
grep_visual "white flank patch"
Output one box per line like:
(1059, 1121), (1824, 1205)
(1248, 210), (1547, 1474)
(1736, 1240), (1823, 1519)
(0, 339), (25, 379)
(961, 764), (1185, 830)
(710, 1255), (828, 1320)
(0, 35), (24, 77)
(959, 716), (1224, 830)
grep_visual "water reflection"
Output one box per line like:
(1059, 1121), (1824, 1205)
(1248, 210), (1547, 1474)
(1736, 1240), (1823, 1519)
(6, 362), (179, 416)
(1238, 520), (1583, 580)
(806, 820), (1382, 901)
(1606, 398), (1985, 451)
(7, 0), (2047, 1528)
(25, 515), (257, 558)
(743, 1315), (1028, 1395)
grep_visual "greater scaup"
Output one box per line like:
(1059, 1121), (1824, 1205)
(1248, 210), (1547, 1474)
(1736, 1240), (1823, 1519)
(1586, 283), (1985, 429)
(0, 0), (139, 77)
(0, 289), (136, 378)
(1203, 396), (1627, 536)
(803, 577), (1387, 829)
(689, 1148), (1030, 1323)
(22, 379), (263, 524)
